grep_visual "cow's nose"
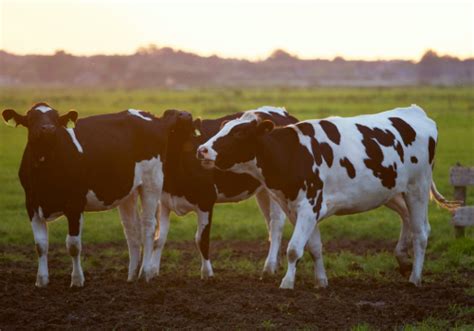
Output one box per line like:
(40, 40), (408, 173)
(197, 146), (208, 160)
(41, 124), (55, 133)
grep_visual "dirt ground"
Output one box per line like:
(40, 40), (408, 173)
(1, 240), (473, 330)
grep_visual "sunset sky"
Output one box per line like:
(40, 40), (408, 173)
(1, 0), (472, 60)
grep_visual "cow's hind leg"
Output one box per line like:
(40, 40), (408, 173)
(66, 212), (85, 287)
(385, 194), (412, 277)
(118, 191), (141, 282)
(255, 190), (285, 276)
(31, 213), (49, 287)
(196, 209), (214, 279)
(150, 204), (171, 276)
(404, 181), (431, 287)
(306, 225), (328, 288)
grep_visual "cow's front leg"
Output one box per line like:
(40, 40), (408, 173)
(138, 186), (160, 282)
(31, 212), (49, 287)
(256, 190), (285, 277)
(196, 210), (214, 279)
(150, 204), (171, 277)
(280, 210), (318, 290)
(66, 212), (85, 287)
(118, 192), (142, 281)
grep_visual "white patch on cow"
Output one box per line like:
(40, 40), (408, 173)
(128, 109), (152, 121)
(35, 105), (52, 113)
(67, 214), (84, 287)
(161, 192), (196, 216)
(228, 159), (265, 182)
(66, 128), (84, 153)
(255, 106), (287, 117)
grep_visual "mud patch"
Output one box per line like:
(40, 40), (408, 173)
(1, 240), (473, 330)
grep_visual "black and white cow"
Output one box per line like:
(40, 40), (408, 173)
(2, 103), (192, 287)
(197, 105), (459, 289)
(150, 106), (298, 278)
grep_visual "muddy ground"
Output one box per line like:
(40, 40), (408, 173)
(1, 240), (473, 330)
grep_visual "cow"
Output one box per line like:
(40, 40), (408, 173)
(197, 105), (460, 289)
(150, 106), (298, 278)
(2, 102), (192, 287)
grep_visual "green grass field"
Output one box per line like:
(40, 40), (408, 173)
(1, 87), (473, 329)
(1, 87), (473, 268)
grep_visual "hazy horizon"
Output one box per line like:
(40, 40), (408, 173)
(1, 0), (472, 61)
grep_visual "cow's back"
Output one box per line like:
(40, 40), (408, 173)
(300, 105), (437, 216)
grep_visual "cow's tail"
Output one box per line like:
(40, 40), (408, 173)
(430, 180), (462, 212)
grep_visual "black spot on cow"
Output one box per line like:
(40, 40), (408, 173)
(319, 120), (341, 145)
(356, 124), (398, 189)
(257, 127), (324, 217)
(428, 137), (436, 164)
(320, 143), (334, 167)
(339, 157), (356, 179)
(389, 117), (416, 146)
(296, 122), (333, 167)
(395, 141), (404, 163)
(411, 156), (418, 164)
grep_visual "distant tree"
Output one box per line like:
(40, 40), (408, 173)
(267, 49), (297, 61)
(418, 49), (442, 84)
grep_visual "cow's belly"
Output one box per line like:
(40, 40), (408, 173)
(161, 192), (197, 216)
(85, 156), (163, 212)
(323, 169), (408, 217)
(215, 188), (257, 203)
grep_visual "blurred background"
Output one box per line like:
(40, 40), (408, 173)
(1, 0), (473, 88)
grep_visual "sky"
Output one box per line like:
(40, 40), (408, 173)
(0, 0), (473, 60)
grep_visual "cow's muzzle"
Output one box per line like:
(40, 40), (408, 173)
(196, 146), (215, 169)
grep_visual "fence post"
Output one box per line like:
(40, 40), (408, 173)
(452, 162), (467, 238)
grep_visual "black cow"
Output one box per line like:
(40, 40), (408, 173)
(150, 106), (298, 278)
(2, 103), (192, 287)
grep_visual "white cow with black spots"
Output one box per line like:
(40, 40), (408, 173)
(197, 104), (459, 289)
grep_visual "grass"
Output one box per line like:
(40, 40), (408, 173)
(1, 86), (473, 281)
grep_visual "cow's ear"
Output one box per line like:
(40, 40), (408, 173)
(2, 109), (28, 127)
(256, 120), (274, 135)
(59, 110), (78, 127)
(220, 120), (229, 129)
(193, 118), (202, 137)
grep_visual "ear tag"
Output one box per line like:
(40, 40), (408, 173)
(66, 121), (76, 129)
(194, 128), (201, 137)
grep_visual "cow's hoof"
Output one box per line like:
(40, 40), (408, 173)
(140, 267), (157, 282)
(261, 262), (278, 278)
(201, 269), (215, 280)
(316, 277), (328, 288)
(70, 274), (85, 287)
(279, 277), (295, 290)
(409, 275), (422, 287)
(35, 274), (49, 288)
(397, 263), (413, 278)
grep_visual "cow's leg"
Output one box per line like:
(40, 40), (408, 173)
(118, 192), (141, 281)
(280, 209), (318, 290)
(31, 213), (49, 287)
(66, 212), (85, 287)
(305, 225), (328, 288)
(138, 184), (161, 282)
(404, 182), (431, 287)
(150, 204), (170, 276)
(196, 209), (214, 279)
(256, 190), (285, 276)
(385, 194), (412, 276)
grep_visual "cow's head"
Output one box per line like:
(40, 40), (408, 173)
(160, 109), (193, 133)
(2, 102), (78, 145)
(196, 112), (274, 170)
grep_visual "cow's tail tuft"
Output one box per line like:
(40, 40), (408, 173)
(430, 180), (462, 212)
